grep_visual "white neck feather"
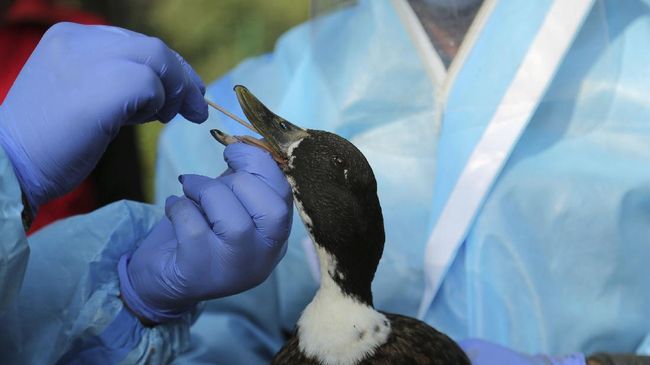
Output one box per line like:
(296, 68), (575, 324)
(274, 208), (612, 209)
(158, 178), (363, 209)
(296, 245), (391, 365)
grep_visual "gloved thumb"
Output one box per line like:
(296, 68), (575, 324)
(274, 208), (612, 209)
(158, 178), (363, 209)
(164, 195), (182, 209)
(223, 142), (291, 201)
(164, 195), (214, 270)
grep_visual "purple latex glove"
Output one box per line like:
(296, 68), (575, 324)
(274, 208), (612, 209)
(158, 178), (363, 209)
(0, 22), (208, 211)
(119, 143), (293, 323)
(460, 339), (586, 365)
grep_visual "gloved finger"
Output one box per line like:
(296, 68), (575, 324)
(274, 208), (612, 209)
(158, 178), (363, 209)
(173, 52), (208, 123)
(41, 22), (131, 47)
(50, 23), (184, 123)
(224, 143), (291, 202)
(164, 195), (182, 209)
(219, 168), (235, 178)
(179, 174), (257, 245)
(165, 196), (228, 275)
(95, 59), (165, 130)
(39, 24), (165, 127)
(53, 24), (207, 124)
(117, 35), (203, 123)
(178, 82), (209, 123)
(90, 23), (143, 39)
(89, 25), (200, 96)
(141, 213), (175, 245)
(174, 51), (206, 95)
(219, 171), (292, 248)
(165, 196), (211, 239)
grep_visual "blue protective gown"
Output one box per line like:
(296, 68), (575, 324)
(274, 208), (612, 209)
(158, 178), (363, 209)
(156, 0), (650, 363)
(0, 140), (29, 311)
(0, 143), (196, 363)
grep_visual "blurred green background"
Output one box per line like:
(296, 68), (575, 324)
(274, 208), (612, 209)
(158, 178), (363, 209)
(64, 0), (310, 201)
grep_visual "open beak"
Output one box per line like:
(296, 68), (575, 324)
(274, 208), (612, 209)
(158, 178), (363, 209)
(209, 85), (309, 167)
(233, 85), (309, 159)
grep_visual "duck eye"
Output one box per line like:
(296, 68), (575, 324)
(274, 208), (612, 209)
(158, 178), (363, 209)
(279, 121), (288, 131)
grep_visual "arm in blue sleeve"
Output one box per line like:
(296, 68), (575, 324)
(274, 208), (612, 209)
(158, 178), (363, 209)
(0, 144), (30, 310)
(0, 201), (196, 364)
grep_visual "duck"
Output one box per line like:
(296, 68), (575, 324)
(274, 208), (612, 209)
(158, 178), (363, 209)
(211, 85), (470, 365)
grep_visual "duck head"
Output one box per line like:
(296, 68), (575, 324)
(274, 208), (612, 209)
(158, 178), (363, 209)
(233, 85), (385, 306)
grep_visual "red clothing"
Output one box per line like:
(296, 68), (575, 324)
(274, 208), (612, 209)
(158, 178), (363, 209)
(0, 0), (106, 233)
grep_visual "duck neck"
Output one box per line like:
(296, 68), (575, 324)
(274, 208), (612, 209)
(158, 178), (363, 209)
(313, 241), (376, 307)
(297, 244), (391, 365)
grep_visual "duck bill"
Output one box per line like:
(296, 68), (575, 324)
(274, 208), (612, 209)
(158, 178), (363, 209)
(234, 85), (309, 159)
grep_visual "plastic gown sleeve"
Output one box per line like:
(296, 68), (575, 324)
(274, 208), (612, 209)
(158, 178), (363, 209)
(0, 181), (197, 363)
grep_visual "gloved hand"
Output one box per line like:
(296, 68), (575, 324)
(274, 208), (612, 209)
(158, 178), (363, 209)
(119, 143), (293, 323)
(0, 22), (208, 211)
(460, 339), (586, 365)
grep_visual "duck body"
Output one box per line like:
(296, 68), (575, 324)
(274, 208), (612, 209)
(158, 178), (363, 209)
(228, 85), (470, 365)
(274, 312), (470, 365)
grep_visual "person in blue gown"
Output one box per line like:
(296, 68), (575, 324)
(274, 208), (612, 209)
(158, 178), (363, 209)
(0, 22), (293, 364)
(156, 0), (650, 364)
